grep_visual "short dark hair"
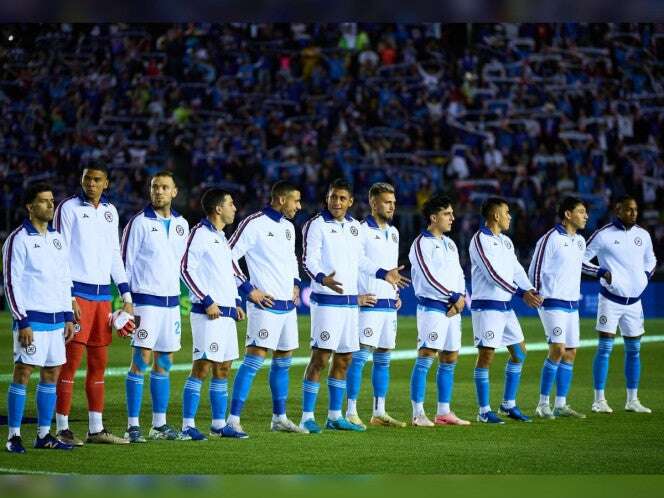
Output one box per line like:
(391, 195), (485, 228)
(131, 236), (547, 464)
(615, 194), (637, 206)
(151, 170), (176, 185)
(327, 178), (353, 196)
(271, 181), (298, 201)
(369, 182), (395, 198)
(557, 196), (586, 220)
(422, 194), (453, 222)
(480, 196), (508, 220)
(201, 188), (232, 216)
(24, 182), (53, 205)
(82, 161), (109, 177)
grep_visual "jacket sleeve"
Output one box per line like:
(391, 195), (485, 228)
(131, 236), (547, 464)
(180, 229), (214, 309)
(644, 232), (657, 279)
(469, 233), (519, 294)
(290, 223), (301, 287)
(2, 234), (29, 327)
(411, 235), (459, 302)
(358, 223), (387, 279)
(512, 248), (535, 295)
(120, 213), (143, 290)
(53, 199), (74, 247)
(582, 231), (607, 278)
(110, 206), (130, 296)
(302, 217), (326, 284)
(59, 238), (74, 322)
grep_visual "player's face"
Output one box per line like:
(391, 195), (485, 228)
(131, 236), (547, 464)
(27, 191), (55, 223)
(617, 199), (638, 227)
(497, 203), (511, 231)
(326, 188), (353, 220)
(432, 205), (454, 233)
(280, 190), (301, 219)
(371, 192), (396, 223)
(568, 203), (588, 230)
(217, 194), (237, 225)
(150, 175), (178, 209)
(81, 168), (109, 200)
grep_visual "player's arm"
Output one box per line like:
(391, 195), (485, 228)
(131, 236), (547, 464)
(232, 254), (274, 308)
(289, 222), (301, 303)
(120, 214), (144, 290)
(229, 215), (257, 260)
(180, 230), (215, 310)
(582, 232), (610, 282)
(511, 247), (542, 307)
(109, 206), (132, 312)
(412, 236), (460, 304)
(644, 233), (657, 280)
(53, 199), (73, 246)
(3, 236), (32, 346)
(470, 233), (520, 295)
(59, 240), (76, 343)
(359, 225), (409, 289)
(302, 217), (342, 293)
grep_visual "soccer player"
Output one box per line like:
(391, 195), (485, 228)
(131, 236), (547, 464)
(345, 182), (408, 429)
(531, 197), (609, 419)
(469, 197), (543, 424)
(300, 179), (409, 433)
(53, 163), (132, 445)
(226, 181), (306, 436)
(4, 183), (77, 452)
(121, 171), (190, 442)
(408, 194), (470, 427)
(179, 188), (271, 440)
(584, 195), (657, 414)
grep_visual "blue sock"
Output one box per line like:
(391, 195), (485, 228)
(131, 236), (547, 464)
(436, 362), (456, 403)
(539, 358), (559, 396)
(474, 367), (490, 408)
(593, 337), (614, 390)
(624, 339), (641, 389)
(346, 348), (370, 401)
(7, 383), (27, 430)
(210, 378), (228, 421)
(150, 372), (170, 419)
(372, 351), (391, 398)
(410, 356), (434, 403)
(328, 377), (346, 412)
(182, 376), (202, 420)
(302, 380), (320, 413)
(556, 361), (574, 398)
(36, 382), (56, 429)
(269, 356), (291, 416)
(503, 361), (523, 404)
(230, 354), (264, 417)
(126, 372), (144, 420)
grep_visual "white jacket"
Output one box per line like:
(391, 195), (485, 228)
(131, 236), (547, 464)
(121, 205), (189, 304)
(358, 216), (399, 303)
(2, 220), (73, 328)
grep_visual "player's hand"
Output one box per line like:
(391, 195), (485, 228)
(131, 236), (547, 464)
(384, 266), (411, 289)
(18, 327), (33, 348)
(358, 293), (377, 307)
(395, 296), (402, 311)
(447, 296), (465, 317)
(322, 271), (343, 294)
(292, 286), (301, 306)
(64, 322), (76, 344)
(236, 306), (246, 321)
(206, 303), (221, 320)
(522, 289), (543, 308)
(602, 271), (612, 285)
(248, 288), (274, 309)
(72, 298), (82, 322)
(122, 301), (134, 315)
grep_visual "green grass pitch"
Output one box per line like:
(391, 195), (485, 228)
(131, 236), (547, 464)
(0, 312), (663, 474)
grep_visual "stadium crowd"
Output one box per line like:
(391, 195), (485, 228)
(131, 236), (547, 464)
(1, 22), (663, 274)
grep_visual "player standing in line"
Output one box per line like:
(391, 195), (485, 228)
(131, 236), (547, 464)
(226, 181), (307, 436)
(53, 164), (132, 445)
(584, 195), (657, 414)
(344, 182), (408, 429)
(299, 179), (409, 433)
(4, 183), (77, 452)
(179, 188), (271, 440)
(408, 194), (470, 427)
(531, 197), (609, 419)
(121, 171), (190, 442)
(469, 197), (543, 424)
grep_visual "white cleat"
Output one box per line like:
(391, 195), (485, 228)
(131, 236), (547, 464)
(625, 399), (652, 413)
(411, 414), (435, 427)
(270, 417), (309, 433)
(535, 403), (556, 419)
(591, 399), (614, 413)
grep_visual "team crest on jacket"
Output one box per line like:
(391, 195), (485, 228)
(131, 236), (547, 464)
(504, 240), (512, 250)
(577, 240), (583, 250)
(176, 225), (185, 236)
(391, 233), (398, 243)
(285, 229), (292, 240)
(447, 242), (455, 251)
(53, 239), (62, 250)
(634, 237), (642, 246)
(350, 226), (358, 236)
(104, 211), (113, 222)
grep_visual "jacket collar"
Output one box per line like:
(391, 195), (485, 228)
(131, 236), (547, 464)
(420, 229), (437, 238)
(201, 217), (222, 234)
(78, 190), (110, 206)
(365, 215), (389, 229)
(554, 223), (567, 235)
(144, 205), (180, 219)
(262, 205), (284, 222)
(612, 218), (632, 231)
(22, 219), (56, 235)
(479, 226), (494, 236)
(321, 209), (352, 223)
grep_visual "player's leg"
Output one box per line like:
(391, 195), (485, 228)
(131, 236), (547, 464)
(553, 311), (585, 418)
(346, 310), (380, 425)
(535, 309), (564, 419)
(369, 311), (403, 427)
(410, 306), (441, 426)
(621, 301), (650, 413)
(210, 360), (243, 438)
(6, 362), (32, 453)
(228, 345), (267, 427)
(34, 365), (72, 449)
(148, 351), (179, 439)
(472, 310), (503, 423)
(592, 295), (618, 412)
(181, 359), (210, 441)
(499, 311), (530, 422)
(435, 315), (469, 426)
(125, 346), (151, 442)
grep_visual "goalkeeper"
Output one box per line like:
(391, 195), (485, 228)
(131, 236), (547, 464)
(119, 171), (190, 442)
